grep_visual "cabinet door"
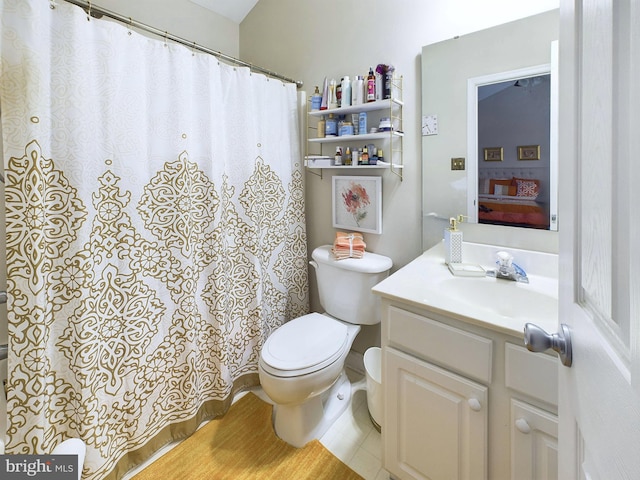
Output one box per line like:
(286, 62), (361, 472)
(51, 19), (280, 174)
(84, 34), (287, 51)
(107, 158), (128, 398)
(384, 348), (488, 480)
(510, 399), (558, 480)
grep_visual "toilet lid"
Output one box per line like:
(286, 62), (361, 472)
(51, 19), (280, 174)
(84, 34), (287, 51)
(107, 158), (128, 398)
(261, 313), (348, 376)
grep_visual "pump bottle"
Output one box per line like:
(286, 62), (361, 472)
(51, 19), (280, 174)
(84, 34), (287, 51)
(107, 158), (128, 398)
(444, 216), (464, 264)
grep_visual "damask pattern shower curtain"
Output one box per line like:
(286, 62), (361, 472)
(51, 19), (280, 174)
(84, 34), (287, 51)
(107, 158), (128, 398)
(0, 0), (308, 478)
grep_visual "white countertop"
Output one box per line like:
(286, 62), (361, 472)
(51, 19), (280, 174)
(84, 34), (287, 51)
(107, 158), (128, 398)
(372, 241), (559, 338)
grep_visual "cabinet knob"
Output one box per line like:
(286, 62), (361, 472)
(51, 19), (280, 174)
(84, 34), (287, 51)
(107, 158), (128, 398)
(467, 398), (482, 411)
(515, 418), (531, 434)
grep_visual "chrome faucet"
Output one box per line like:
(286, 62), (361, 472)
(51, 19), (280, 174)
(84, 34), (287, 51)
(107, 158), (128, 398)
(494, 251), (529, 283)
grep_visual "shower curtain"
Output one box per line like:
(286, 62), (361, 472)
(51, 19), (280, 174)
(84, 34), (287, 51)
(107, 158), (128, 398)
(0, 0), (308, 478)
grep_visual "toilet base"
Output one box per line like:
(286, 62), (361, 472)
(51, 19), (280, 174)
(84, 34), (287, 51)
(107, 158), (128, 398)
(273, 371), (352, 448)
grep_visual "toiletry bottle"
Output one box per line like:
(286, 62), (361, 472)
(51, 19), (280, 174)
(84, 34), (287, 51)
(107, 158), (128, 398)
(370, 147), (378, 165)
(334, 146), (343, 166)
(377, 149), (384, 164)
(311, 86), (322, 111)
(358, 111), (367, 135)
(336, 78), (342, 108)
(366, 67), (376, 102)
(444, 216), (463, 264)
(352, 149), (359, 166)
(337, 115), (344, 136)
(351, 76), (359, 105)
(326, 113), (338, 137)
(329, 79), (338, 109)
(341, 76), (351, 107)
(344, 147), (352, 166)
(320, 77), (329, 110)
(351, 113), (360, 134)
(361, 146), (369, 165)
(317, 115), (326, 138)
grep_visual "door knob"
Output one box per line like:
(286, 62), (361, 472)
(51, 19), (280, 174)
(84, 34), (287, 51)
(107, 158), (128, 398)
(524, 323), (573, 367)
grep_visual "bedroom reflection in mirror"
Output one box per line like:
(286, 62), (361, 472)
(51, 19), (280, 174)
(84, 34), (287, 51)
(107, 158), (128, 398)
(476, 74), (552, 230)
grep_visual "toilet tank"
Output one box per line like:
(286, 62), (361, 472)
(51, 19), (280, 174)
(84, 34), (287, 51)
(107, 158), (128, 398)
(311, 245), (392, 325)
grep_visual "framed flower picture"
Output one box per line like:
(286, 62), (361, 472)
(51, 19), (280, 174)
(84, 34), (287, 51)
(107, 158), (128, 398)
(332, 176), (382, 234)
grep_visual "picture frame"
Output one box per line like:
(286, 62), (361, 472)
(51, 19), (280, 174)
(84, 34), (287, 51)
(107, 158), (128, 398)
(518, 145), (540, 160)
(332, 176), (382, 234)
(483, 147), (503, 161)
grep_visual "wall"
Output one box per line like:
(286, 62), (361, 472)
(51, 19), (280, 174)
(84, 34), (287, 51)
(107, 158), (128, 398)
(93, 0), (239, 57)
(240, 0), (559, 355)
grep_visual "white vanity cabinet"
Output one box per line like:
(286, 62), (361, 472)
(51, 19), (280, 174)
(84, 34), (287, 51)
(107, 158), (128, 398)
(380, 303), (558, 480)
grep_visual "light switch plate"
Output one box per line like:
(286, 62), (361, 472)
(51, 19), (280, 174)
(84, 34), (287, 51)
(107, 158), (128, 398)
(422, 114), (438, 136)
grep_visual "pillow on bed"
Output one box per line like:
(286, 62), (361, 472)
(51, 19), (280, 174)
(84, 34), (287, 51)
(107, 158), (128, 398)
(513, 177), (540, 198)
(478, 178), (491, 194)
(489, 179), (515, 196)
(494, 185), (517, 195)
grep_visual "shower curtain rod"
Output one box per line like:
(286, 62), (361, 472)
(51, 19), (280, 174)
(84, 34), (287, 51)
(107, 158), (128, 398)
(59, 0), (304, 88)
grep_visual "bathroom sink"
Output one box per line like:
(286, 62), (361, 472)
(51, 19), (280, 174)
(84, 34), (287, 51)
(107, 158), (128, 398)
(437, 277), (558, 323)
(372, 241), (559, 337)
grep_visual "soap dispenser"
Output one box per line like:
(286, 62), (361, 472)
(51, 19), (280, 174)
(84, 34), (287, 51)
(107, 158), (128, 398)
(444, 216), (463, 264)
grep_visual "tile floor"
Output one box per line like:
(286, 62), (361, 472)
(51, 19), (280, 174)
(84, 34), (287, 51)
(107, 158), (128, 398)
(124, 368), (388, 480)
(319, 371), (389, 480)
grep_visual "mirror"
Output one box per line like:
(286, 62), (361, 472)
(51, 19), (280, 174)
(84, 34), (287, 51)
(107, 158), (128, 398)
(421, 10), (559, 250)
(467, 58), (558, 231)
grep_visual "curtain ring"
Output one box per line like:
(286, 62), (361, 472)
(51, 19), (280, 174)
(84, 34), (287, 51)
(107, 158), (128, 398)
(127, 17), (132, 35)
(164, 31), (168, 47)
(49, 0), (58, 9)
(192, 42), (196, 56)
(86, 0), (91, 21)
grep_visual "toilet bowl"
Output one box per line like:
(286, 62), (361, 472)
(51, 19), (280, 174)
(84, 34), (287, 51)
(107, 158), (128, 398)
(258, 245), (392, 448)
(259, 313), (360, 447)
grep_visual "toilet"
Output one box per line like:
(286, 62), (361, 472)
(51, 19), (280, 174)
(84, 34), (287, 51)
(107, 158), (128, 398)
(258, 245), (392, 447)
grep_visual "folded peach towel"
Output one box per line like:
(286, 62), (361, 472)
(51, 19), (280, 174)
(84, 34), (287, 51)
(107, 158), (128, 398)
(332, 232), (366, 260)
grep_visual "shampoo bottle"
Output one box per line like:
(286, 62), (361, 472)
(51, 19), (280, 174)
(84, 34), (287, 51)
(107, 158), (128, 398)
(341, 76), (351, 107)
(366, 67), (376, 102)
(444, 216), (463, 264)
(317, 115), (326, 138)
(329, 79), (338, 109)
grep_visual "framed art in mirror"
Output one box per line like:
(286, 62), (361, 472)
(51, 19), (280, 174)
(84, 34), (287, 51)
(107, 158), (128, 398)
(484, 147), (503, 161)
(518, 145), (540, 160)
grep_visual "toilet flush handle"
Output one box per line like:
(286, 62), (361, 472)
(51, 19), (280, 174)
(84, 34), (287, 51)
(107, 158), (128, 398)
(309, 260), (318, 270)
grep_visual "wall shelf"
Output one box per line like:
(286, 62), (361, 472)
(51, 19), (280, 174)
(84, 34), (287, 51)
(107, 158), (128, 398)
(304, 77), (403, 180)
(304, 160), (404, 170)
(307, 98), (404, 117)
(308, 131), (404, 144)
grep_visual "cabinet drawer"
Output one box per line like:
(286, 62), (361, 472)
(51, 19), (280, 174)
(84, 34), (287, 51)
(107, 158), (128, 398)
(387, 306), (493, 383)
(505, 343), (558, 407)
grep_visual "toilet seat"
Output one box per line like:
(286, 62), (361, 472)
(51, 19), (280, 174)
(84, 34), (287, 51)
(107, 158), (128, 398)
(261, 313), (348, 377)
